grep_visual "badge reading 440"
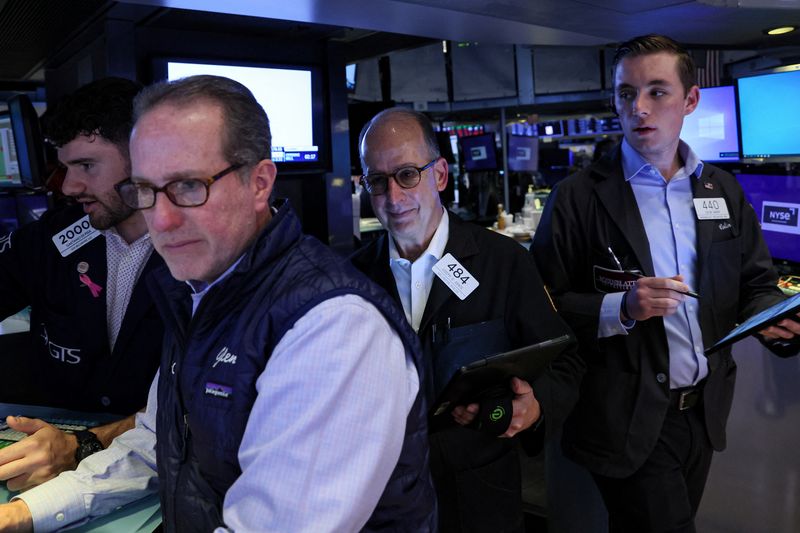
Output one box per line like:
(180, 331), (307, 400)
(433, 253), (480, 300)
(51, 215), (102, 257)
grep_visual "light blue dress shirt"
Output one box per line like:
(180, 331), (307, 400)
(20, 289), (417, 532)
(598, 138), (708, 389)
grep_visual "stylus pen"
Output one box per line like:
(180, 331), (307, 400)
(608, 246), (699, 299)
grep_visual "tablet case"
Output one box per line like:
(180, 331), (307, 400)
(430, 334), (573, 420)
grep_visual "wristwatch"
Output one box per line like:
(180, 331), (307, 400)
(73, 430), (105, 463)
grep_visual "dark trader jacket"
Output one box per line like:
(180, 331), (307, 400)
(532, 147), (799, 478)
(0, 203), (164, 414)
(352, 211), (583, 533)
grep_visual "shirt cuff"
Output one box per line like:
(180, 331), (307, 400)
(598, 292), (635, 338)
(14, 475), (90, 531)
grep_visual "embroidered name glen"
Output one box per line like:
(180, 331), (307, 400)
(212, 346), (238, 368)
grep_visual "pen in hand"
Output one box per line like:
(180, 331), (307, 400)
(608, 246), (699, 299)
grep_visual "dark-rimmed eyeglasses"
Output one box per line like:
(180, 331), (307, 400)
(360, 158), (437, 196)
(115, 164), (243, 209)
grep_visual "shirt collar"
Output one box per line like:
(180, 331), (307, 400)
(621, 138), (704, 182)
(388, 208), (449, 264)
(101, 227), (151, 247)
(186, 254), (246, 295)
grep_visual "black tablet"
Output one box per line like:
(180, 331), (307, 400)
(705, 292), (800, 354)
(430, 334), (573, 419)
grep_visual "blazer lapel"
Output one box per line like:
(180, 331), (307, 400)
(592, 150), (655, 276)
(418, 214), (479, 333)
(692, 167), (719, 282)
(112, 248), (161, 356)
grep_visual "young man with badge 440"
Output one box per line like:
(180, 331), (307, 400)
(533, 34), (800, 533)
(0, 78), (164, 492)
(350, 107), (583, 533)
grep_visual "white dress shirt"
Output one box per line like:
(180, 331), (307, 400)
(102, 229), (153, 351)
(18, 294), (418, 532)
(389, 208), (449, 332)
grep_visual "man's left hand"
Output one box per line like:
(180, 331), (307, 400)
(759, 311), (800, 340)
(451, 377), (541, 438)
(0, 416), (78, 492)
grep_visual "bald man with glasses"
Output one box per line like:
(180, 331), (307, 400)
(350, 107), (583, 533)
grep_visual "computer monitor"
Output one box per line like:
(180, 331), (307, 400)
(507, 135), (539, 172)
(460, 133), (497, 172)
(737, 65), (800, 161)
(680, 85), (740, 163)
(0, 112), (22, 188)
(3, 95), (46, 189)
(154, 59), (326, 169)
(737, 173), (800, 267)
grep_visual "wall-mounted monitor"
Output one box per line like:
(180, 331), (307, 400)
(2, 95), (46, 189)
(507, 135), (538, 172)
(0, 112), (22, 188)
(154, 59), (326, 169)
(737, 173), (800, 267)
(737, 66), (800, 161)
(460, 133), (497, 172)
(680, 85), (739, 163)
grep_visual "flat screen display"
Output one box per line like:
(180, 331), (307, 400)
(680, 85), (739, 162)
(460, 133), (497, 172)
(0, 114), (21, 187)
(738, 67), (800, 160)
(507, 135), (538, 172)
(737, 173), (800, 265)
(163, 60), (323, 166)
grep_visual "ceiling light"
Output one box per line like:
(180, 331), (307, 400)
(765, 26), (796, 35)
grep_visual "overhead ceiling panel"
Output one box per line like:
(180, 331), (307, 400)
(0, 0), (107, 82)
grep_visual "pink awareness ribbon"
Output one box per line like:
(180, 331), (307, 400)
(79, 273), (103, 298)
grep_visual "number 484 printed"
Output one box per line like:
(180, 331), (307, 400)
(432, 253), (480, 301)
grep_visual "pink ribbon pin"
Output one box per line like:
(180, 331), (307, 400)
(79, 273), (103, 298)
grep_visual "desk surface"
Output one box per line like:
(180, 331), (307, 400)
(0, 403), (161, 532)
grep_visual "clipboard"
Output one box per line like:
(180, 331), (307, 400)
(705, 292), (800, 354)
(430, 334), (573, 420)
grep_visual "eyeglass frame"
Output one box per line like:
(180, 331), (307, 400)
(115, 163), (244, 210)
(359, 158), (439, 196)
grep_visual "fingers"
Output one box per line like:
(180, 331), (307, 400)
(628, 276), (692, 320)
(451, 403), (479, 426)
(502, 380), (540, 438)
(7, 416), (48, 436)
(760, 318), (800, 340)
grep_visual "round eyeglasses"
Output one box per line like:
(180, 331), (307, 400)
(360, 158), (437, 196)
(115, 164), (243, 209)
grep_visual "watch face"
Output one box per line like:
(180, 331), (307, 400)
(74, 430), (104, 463)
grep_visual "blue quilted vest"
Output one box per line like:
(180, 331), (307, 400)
(149, 201), (435, 532)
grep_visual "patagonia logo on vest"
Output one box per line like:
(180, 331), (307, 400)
(212, 346), (238, 368)
(205, 381), (233, 399)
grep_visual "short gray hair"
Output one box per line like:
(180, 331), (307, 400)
(134, 75), (271, 173)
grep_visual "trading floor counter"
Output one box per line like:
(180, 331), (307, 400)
(0, 403), (161, 532)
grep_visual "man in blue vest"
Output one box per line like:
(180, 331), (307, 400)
(1, 75), (435, 531)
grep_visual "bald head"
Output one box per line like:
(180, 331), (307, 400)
(359, 108), (439, 173)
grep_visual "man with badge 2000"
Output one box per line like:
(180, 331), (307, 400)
(0, 79), (164, 491)
(533, 34), (800, 532)
(350, 107), (583, 533)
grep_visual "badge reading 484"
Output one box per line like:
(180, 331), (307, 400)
(432, 253), (479, 301)
(51, 215), (102, 257)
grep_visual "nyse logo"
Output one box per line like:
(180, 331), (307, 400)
(40, 325), (81, 364)
(762, 204), (798, 227)
(212, 346), (238, 368)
